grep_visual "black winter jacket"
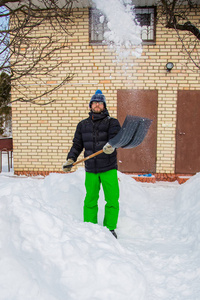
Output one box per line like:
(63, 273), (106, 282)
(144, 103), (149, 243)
(67, 109), (121, 173)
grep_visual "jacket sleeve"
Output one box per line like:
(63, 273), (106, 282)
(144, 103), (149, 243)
(108, 118), (121, 140)
(67, 121), (84, 162)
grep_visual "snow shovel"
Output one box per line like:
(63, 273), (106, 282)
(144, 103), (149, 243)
(64, 115), (152, 169)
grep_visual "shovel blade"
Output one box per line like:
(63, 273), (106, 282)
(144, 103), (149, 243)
(109, 115), (152, 149)
(109, 115), (141, 148)
(122, 117), (152, 149)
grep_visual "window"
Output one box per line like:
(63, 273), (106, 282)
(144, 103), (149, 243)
(89, 8), (109, 44)
(89, 6), (156, 45)
(135, 7), (156, 44)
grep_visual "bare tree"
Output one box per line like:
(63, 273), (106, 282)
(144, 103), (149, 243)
(0, 0), (79, 105)
(157, 0), (200, 70)
(0, 71), (11, 136)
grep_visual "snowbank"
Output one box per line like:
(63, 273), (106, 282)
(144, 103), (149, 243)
(0, 169), (200, 299)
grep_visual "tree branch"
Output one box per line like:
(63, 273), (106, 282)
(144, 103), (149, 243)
(157, 0), (200, 70)
(0, 0), (78, 105)
(166, 21), (200, 40)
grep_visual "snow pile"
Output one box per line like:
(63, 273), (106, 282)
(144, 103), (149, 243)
(92, 0), (142, 60)
(174, 174), (200, 243)
(0, 166), (200, 300)
(0, 171), (145, 300)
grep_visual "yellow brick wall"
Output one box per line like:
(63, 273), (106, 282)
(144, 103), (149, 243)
(11, 7), (200, 174)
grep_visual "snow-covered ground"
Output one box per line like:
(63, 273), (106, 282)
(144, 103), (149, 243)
(1, 154), (200, 300)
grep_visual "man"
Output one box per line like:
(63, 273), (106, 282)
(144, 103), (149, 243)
(63, 90), (121, 238)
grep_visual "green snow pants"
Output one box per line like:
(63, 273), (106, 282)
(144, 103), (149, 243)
(84, 169), (119, 230)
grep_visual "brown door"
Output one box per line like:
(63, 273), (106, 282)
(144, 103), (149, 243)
(117, 89), (157, 173)
(176, 90), (200, 174)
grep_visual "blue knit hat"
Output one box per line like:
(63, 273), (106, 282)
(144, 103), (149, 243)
(89, 90), (106, 108)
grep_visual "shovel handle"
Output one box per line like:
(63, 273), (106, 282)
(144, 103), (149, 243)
(72, 149), (104, 167)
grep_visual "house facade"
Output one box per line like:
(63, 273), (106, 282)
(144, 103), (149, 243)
(11, 3), (200, 182)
